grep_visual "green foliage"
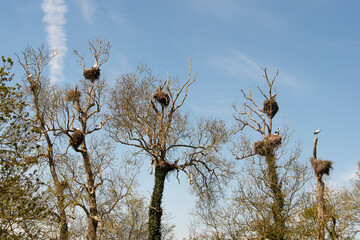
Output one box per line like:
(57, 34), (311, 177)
(0, 56), (49, 239)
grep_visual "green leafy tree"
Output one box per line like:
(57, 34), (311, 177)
(100, 191), (176, 240)
(296, 184), (360, 240)
(0, 56), (49, 239)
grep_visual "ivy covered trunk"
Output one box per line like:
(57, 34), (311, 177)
(148, 165), (168, 240)
(265, 152), (285, 240)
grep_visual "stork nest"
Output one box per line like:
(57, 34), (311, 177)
(69, 130), (84, 149)
(152, 91), (170, 106)
(310, 158), (333, 176)
(263, 98), (279, 119)
(268, 134), (282, 147)
(24, 156), (38, 164)
(83, 67), (100, 81)
(65, 89), (81, 102)
(254, 135), (282, 156)
(27, 81), (40, 93)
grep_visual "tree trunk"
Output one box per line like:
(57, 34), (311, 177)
(313, 136), (325, 240)
(57, 184), (68, 240)
(46, 135), (68, 240)
(87, 216), (98, 240)
(265, 152), (285, 240)
(81, 143), (98, 240)
(316, 175), (325, 240)
(39, 96), (69, 239)
(148, 165), (168, 240)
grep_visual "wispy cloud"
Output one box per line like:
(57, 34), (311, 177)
(76, 0), (95, 24)
(210, 49), (305, 90)
(210, 49), (262, 82)
(41, 0), (68, 83)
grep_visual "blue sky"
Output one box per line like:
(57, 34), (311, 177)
(2, 0), (360, 238)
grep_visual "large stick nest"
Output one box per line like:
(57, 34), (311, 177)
(83, 67), (100, 81)
(254, 135), (282, 156)
(152, 91), (170, 107)
(69, 130), (84, 149)
(263, 98), (279, 119)
(310, 158), (333, 176)
(65, 89), (81, 102)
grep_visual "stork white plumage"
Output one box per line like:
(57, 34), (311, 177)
(93, 62), (98, 68)
(274, 127), (280, 135)
(314, 129), (320, 135)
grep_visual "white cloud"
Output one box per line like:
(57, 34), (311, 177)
(41, 0), (68, 83)
(210, 49), (262, 82)
(76, 0), (96, 24)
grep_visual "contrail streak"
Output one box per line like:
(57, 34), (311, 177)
(41, 0), (68, 82)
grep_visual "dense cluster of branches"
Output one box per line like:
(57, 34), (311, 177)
(191, 69), (360, 240)
(1, 40), (360, 240)
(108, 63), (233, 239)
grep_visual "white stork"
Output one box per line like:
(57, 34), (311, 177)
(314, 129), (320, 135)
(274, 127), (280, 135)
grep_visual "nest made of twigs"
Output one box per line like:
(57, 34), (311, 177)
(268, 134), (282, 147)
(254, 135), (282, 156)
(310, 158), (333, 176)
(65, 89), (81, 102)
(24, 156), (38, 164)
(83, 67), (100, 81)
(69, 130), (84, 149)
(263, 98), (279, 119)
(254, 141), (267, 156)
(152, 91), (170, 106)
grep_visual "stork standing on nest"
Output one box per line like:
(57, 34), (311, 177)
(274, 127), (280, 135)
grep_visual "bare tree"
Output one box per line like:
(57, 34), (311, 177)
(17, 46), (70, 240)
(109, 63), (232, 240)
(60, 38), (110, 240)
(17, 38), (134, 240)
(46, 37), (133, 240)
(230, 68), (309, 239)
(192, 128), (309, 239)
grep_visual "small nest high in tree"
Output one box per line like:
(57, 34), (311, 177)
(254, 135), (282, 156)
(69, 130), (84, 149)
(65, 89), (81, 102)
(152, 89), (170, 107)
(24, 156), (38, 164)
(263, 98), (279, 119)
(83, 67), (100, 81)
(310, 158), (333, 176)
